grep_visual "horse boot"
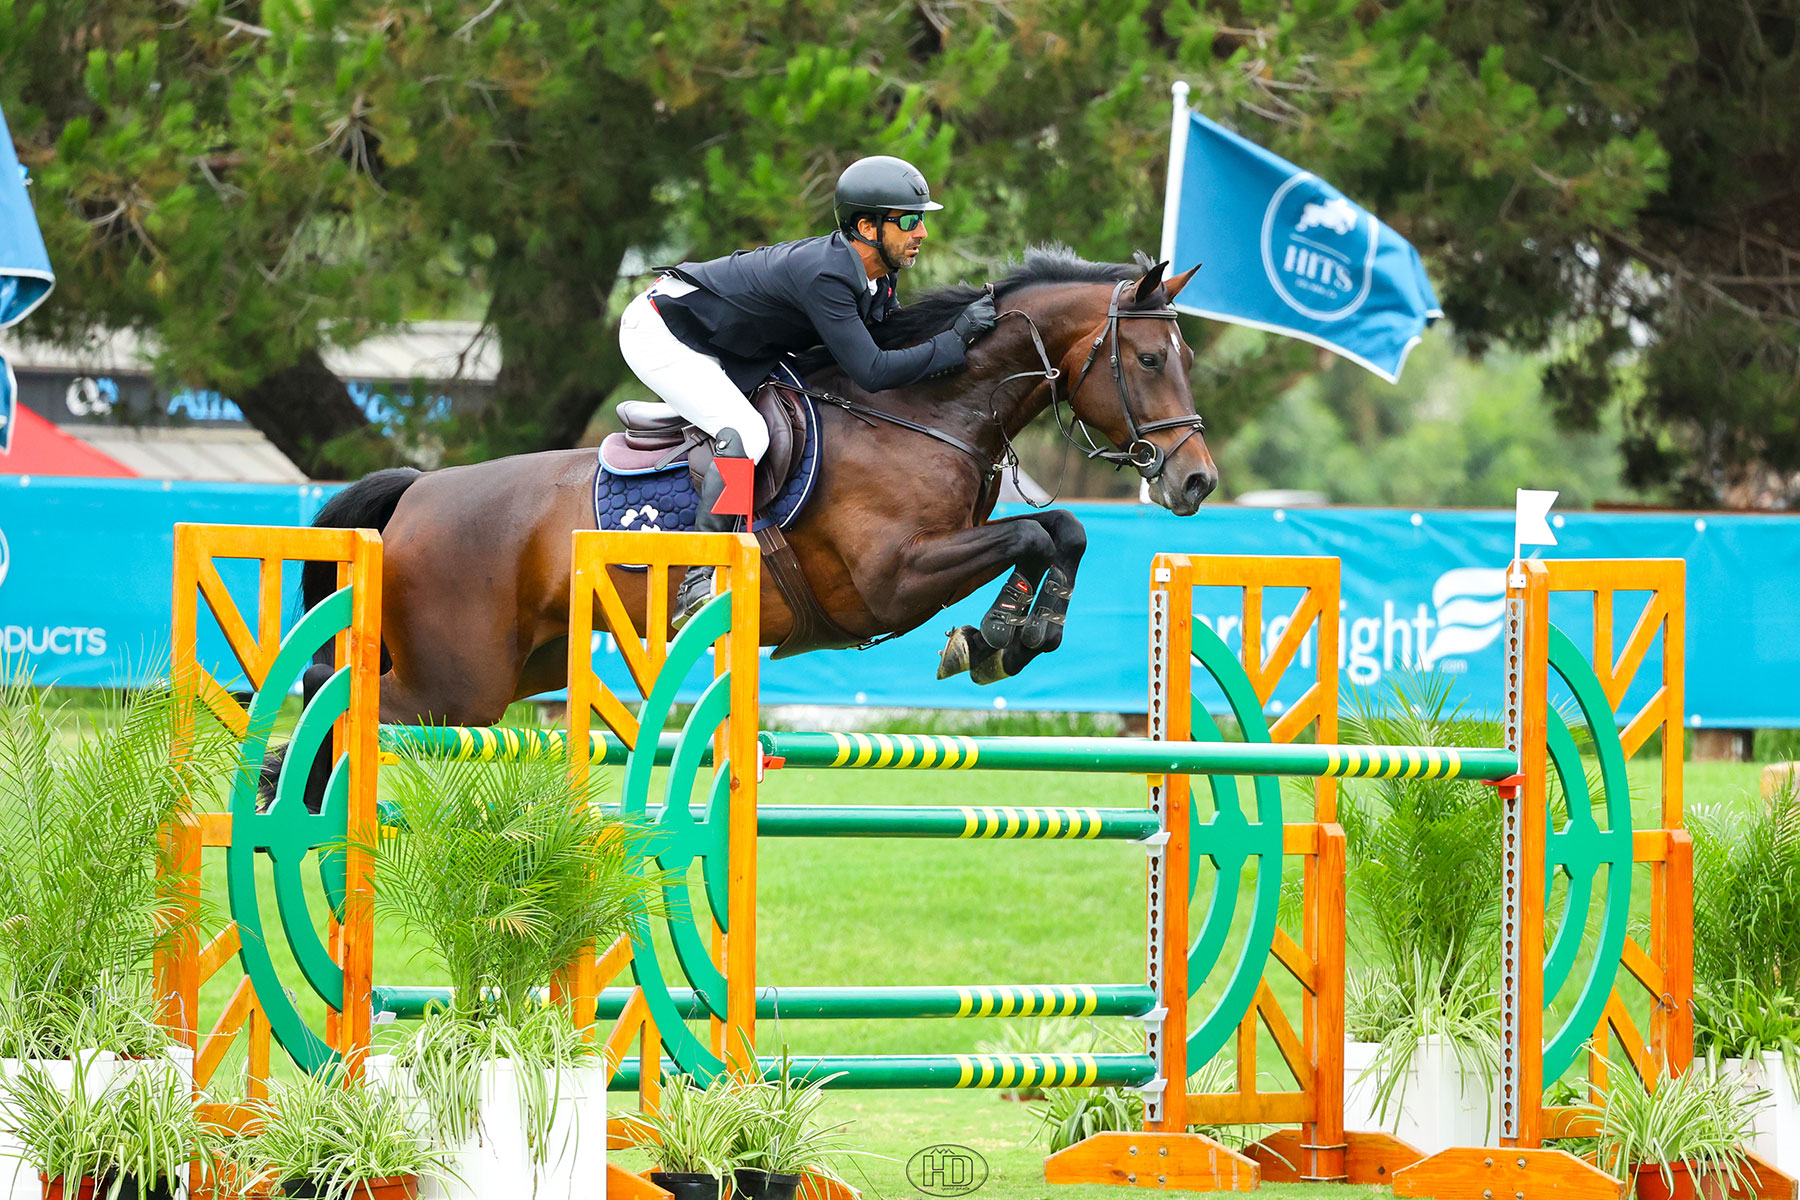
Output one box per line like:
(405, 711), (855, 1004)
(672, 428), (748, 631)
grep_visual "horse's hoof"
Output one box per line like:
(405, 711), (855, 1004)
(938, 626), (979, 679)
(970, 647), (1015, 686)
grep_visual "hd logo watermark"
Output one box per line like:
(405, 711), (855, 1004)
(906, 1145), (988, 1197)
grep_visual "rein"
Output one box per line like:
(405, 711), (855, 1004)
(798, 278), (1205, 493)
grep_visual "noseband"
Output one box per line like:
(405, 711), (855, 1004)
(1056, 280), (1206, 480)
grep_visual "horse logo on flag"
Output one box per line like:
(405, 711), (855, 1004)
(1261, 174), (1377, 322)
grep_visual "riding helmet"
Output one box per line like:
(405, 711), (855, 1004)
(834, 156), (944, 232)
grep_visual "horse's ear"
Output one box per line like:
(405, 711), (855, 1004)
(1163, 263), (1201, 302)
(1130, 259), (1169, 307)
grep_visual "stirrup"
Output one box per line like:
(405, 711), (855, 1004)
(671, 566), (715, 631)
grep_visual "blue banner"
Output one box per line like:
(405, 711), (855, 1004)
(0, 100), (55, 455)
(1160, 88), (1440, 383)
(4, 476), (1798, 727)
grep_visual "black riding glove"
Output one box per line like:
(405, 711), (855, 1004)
(952, 294), (998, 346)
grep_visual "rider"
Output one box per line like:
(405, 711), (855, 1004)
(618, 154), (1000, 627)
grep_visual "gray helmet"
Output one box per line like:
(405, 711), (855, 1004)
(834, 156), (944, 232)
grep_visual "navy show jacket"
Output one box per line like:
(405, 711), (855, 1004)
(657, 231), (967, 393)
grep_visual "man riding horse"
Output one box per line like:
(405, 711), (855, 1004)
(276, 158), (1218, 809)
(619, 155), (1000, 628)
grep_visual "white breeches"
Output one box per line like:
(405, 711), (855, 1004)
(618, 278), (770, 463)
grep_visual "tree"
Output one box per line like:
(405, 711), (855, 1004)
(1164, 0), (1800, 506)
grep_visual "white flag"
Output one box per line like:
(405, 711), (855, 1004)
(1515, 489), (1559, 548)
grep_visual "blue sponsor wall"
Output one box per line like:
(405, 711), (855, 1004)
(3, 475), (1796, 726)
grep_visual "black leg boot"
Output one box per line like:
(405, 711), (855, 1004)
(672, 430), (745, 630)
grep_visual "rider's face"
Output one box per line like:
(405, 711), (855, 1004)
(864, 210), (926, 270)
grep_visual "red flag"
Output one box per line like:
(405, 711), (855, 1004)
(712, 455), (754, 519)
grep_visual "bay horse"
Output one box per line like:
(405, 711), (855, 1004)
(296, 247), (1217, 738)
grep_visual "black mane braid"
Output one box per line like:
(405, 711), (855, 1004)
(868, 245), (1160, 350)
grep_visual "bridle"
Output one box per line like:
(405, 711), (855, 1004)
(805, 278), (1206, 494)
(1053, 280), (1206, 480)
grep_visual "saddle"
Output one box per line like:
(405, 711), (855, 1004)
(604, 377), (808, 510)
(597, 370), (860, 658)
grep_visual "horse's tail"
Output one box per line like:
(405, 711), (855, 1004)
(299, 467), (422, 613)
(266, 467), (419, 812)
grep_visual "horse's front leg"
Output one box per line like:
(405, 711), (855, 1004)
(957, 509), (1088, 684)
(852, 517), (1057, 679)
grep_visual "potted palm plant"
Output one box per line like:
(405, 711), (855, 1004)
(363, 741), (663, 1200)
(2, 1051), (218, 1200)
(1338, 674), (1502, 1151)
(0, 670), (230, 1196)
(620, 1075), (753, 1200)
(1691, 782), (1800, 1173)
(225, 1066), (451, 1199)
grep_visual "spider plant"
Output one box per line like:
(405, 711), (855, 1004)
(0, 665), (234, 1058)
(729, 1052), (861, 1193)
(226, 1066), (451, 1199)
(4, 1051), (220, 1199)
(392, 1002), (595, 1156)
(1034, 1085), (1140, 1153)
(1337, 673), (1505, 1118)
(621, 1074), (756, 1186)
(1031, 1058), (1271, 1153)
(1344, 952), (1500, 1122)
(1582, 1054), (1764, 1193)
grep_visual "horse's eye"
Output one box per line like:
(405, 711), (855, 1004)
(1138, 353), (1161, 370)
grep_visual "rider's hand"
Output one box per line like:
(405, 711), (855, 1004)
(953, 294), (999, 347)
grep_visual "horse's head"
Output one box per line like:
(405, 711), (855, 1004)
(1064, 260), (1217, 515)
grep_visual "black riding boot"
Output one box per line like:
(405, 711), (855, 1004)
(672, 431), (745, 630)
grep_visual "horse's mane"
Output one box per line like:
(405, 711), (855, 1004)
(791, 246), (1162, 376)
(868, 245), (1160, 350)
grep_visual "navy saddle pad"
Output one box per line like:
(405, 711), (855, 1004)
(592, 379), (821, 563)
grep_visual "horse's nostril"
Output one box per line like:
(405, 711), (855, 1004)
(1186, 469), (1218, 504)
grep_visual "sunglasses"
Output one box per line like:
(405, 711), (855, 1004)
(883, 213), (927, 232)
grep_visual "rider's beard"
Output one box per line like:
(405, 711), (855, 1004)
(879, 232), (910, 273)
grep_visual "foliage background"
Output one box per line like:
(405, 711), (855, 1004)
(4, 0), (1795, 505)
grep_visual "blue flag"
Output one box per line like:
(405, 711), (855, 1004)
(0, 102), (54, 455)
(1159, 85), (1440, 383)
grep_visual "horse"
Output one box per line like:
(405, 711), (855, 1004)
(290, 246), (1217, 743)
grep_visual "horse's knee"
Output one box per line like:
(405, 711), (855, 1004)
(1039, 510), (1087, 561)
(1011, 521), (1057, 570)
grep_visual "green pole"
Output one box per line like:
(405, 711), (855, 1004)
(372, 982), (1155, 1022)
(755, 806), (1160, 840)
(760, 731), (1519, 781)
(606, 1052), (1157, 1090)
(379, 725), (702, 766)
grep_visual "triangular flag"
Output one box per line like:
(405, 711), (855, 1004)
(1515, 489), (1559, 549)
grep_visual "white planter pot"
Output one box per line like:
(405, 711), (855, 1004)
(1719, 1053), (1800, 1176)
(0, 1052), (118, 1200)
(368, 1055), (606, 1200)
(1343, 1036), (1496, 1154)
